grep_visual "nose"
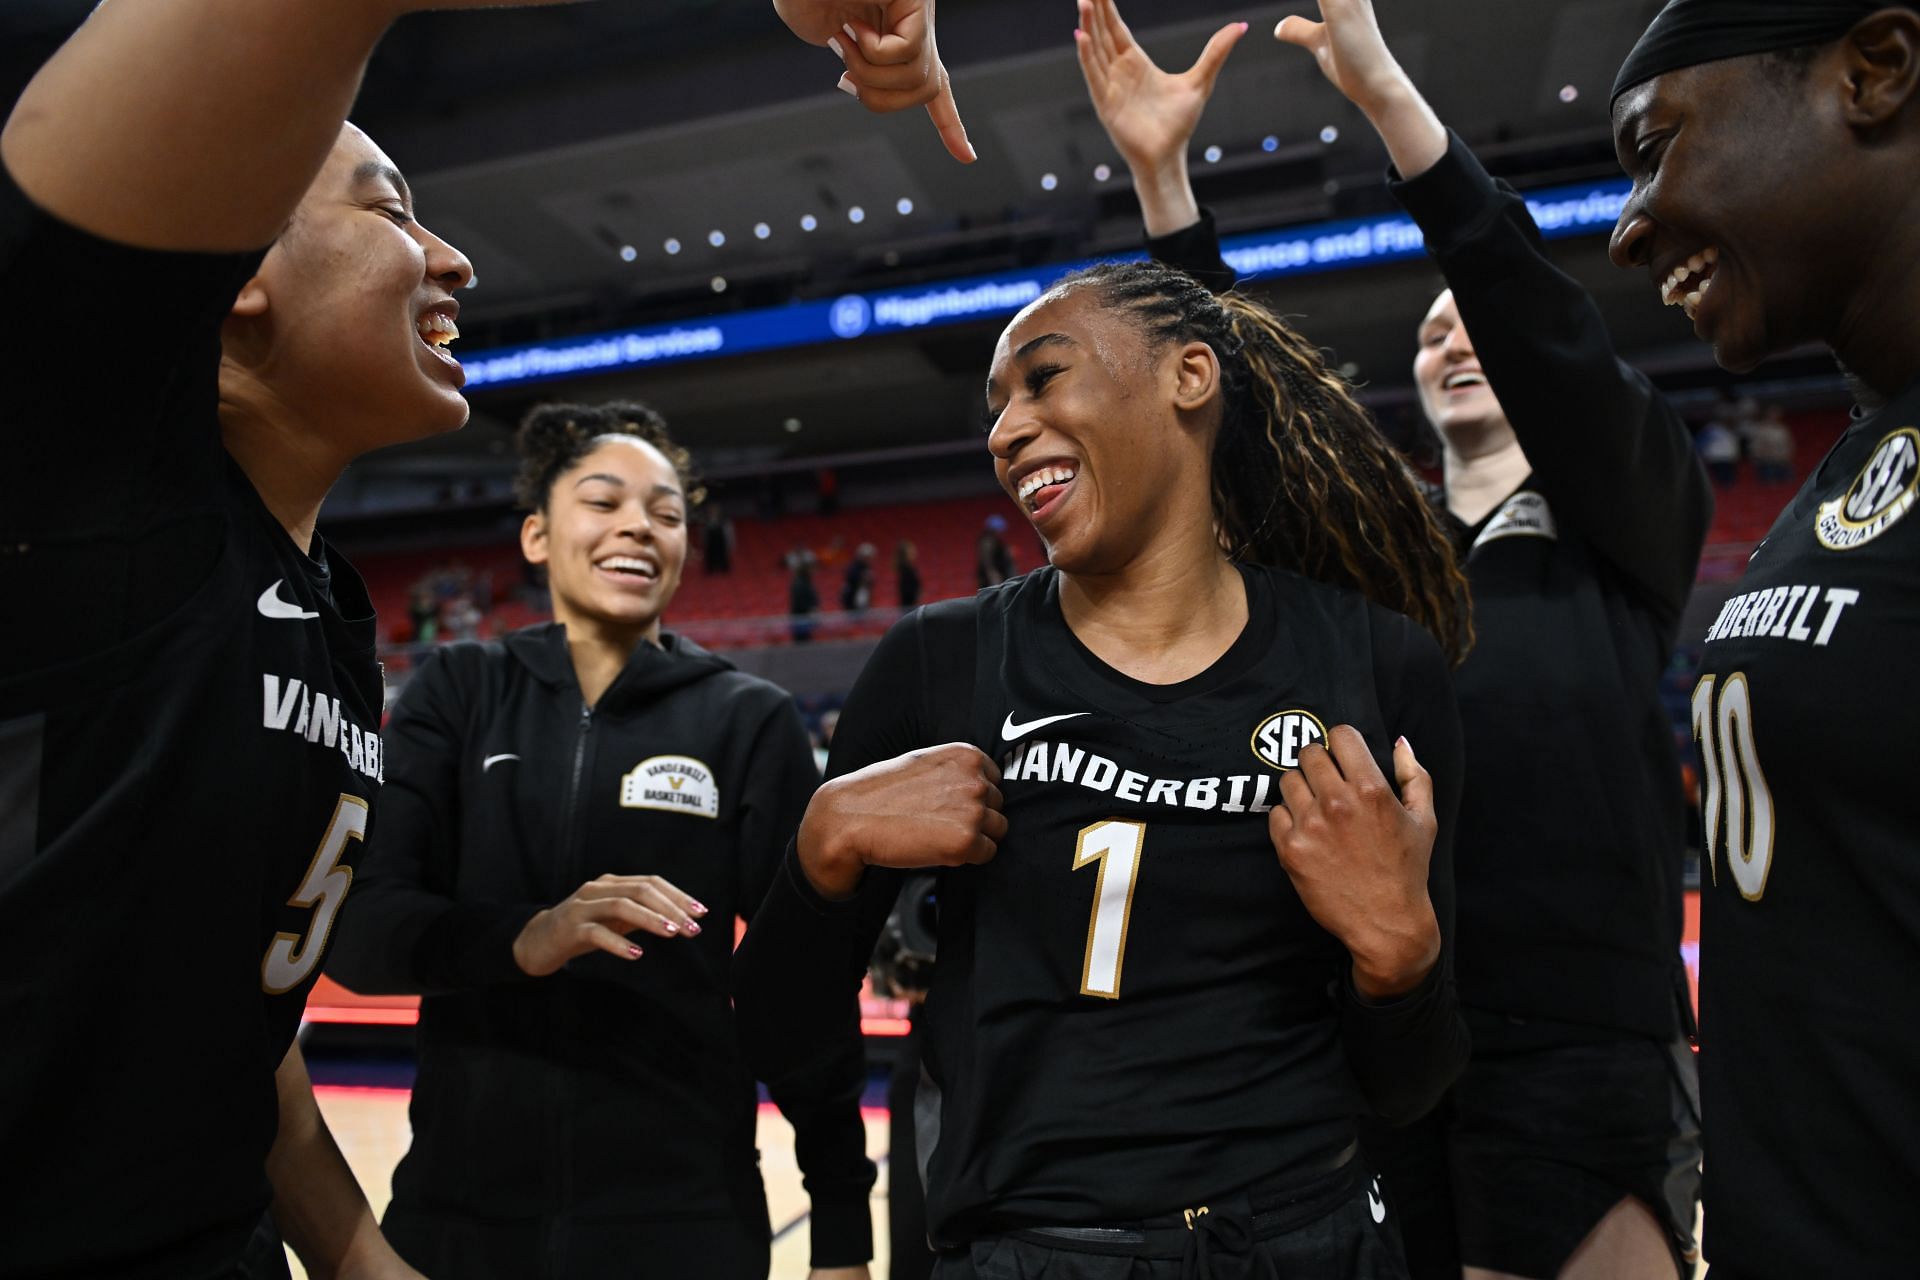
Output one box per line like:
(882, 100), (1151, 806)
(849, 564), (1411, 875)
(986, 404), (1036, 464)
(1444, 322), (1475, 362)
(419, 221), (475, 291)
(1610, 197), (1655, 270)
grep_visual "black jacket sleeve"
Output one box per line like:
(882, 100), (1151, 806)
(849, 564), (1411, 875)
(733, 611), (950, 1206)
(733, 698), (876, 1268)
(1389, 132), (1713, 621)
(1338, 608), (1470, 1125)
(1145, 207), (1238, 294)
(327, 648), (542, 996)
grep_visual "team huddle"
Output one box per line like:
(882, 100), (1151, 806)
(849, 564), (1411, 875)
(2, 0), (1916, 1278)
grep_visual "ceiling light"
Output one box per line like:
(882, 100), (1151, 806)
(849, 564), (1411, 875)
(663, 238), (681, 255)
(1203, 145), (1223, 163)
(896, 197), (914, 215)
(1040, 172), (1059, 191)
(800, 214), (818, 232)
(754, 222), (772, 240)
(783, 417), (803, 433)
(848, 205), (866, 223)
(1093, 163), (1112, 181)
(618, 245), (637, 263)
(1319, 125), (1339, 144)
(1262, 135), (1279, 153)
(1559, 84), (1580, 103)
(711, 276), (727, 293)
(708, 229), (726, 247)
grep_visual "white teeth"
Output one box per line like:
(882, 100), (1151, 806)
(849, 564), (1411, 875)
(597, 556), (657, 577)
(416, 312), (460, 347)
(1017, 466), (1077, 503)
(1443, 372), (1485, 391)
(1662, 246), (1720, 308)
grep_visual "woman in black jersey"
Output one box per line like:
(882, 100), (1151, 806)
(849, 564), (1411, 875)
(1606, 3), (1920, 1275)
(736, 264), (1474, 1278)
(328, 403), (873, 1280)
(1073, 2), (1714, 1275)
(0, 3), (967, 1275)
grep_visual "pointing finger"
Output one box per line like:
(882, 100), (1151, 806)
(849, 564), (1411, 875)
(926, 72), (977, 163)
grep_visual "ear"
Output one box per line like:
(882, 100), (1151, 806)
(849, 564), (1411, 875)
(230, 275), (270, 320)
(520, 512), (549, 566)
(1841, 8), (1920, 129)
(1171, 340), (1222, 416)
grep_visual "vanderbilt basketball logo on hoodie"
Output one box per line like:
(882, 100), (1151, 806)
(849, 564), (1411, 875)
(1472, 490), (1557, 552)
(620, 755), (719, 818)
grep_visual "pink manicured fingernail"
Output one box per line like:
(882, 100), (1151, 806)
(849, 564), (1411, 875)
(1238, 21), (1250, 32)
(663, 921), (678, 934)
(683, 920), (701, 936)
(837, 73), (858, 97)
(689, 900), (709, 915)
(627, 945), (643, 959)
(843, 22), (858, 42)
(828, 35), (846, 60)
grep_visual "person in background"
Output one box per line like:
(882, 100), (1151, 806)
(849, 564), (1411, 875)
(1747, 406), (1796, 484)
(705, 499), (736, 573)
(328, 401), (872, 1280)
(896, 539), (923, 608)
(1696, 414), (1742, 485)
(843, 541), (876, 612)
(1075, 0), (1710, 1273)
(974, 514), (1014, 588)
(790, 549), (821, 644)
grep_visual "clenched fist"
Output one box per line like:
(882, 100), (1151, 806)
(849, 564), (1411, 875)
(798, 743), (1006, 899)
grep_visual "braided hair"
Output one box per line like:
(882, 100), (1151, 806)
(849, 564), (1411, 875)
(1054, 261), (1474, 665)
(512, 400), (704, 512)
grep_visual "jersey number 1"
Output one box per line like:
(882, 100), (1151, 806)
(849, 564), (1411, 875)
(261, 794), (366, 995)
(1074, 819), (1146, 999)
(1691, 674), (1775, 900)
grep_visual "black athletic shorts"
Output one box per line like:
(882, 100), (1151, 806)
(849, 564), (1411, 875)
(1445, 1024), (1702, 1278)
(381, 1204), (773, 1280)
(933, 1157), (1408, 1279)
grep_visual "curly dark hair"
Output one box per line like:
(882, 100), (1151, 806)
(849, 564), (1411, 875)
(1053, 261), (1474, 665)
(512, 401), (704, 512)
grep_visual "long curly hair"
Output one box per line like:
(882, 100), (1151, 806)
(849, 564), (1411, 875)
(1056, 261), (1474, 664)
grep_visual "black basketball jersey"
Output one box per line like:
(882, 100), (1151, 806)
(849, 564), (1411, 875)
(735, 564), (1467, 1249)
(1687, 379), (1920, 1279)
(0, 168), (384, 1276)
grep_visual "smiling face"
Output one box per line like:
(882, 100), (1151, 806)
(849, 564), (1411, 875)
(522, 437), (689, 642)
(1412, 289), (1514, 455)
(223, 124), (474, 459)
(1608, 52), (1861, 374)
(983, 287), (1220, 576)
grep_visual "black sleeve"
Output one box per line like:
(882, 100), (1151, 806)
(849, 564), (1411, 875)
(733, 608), (971, 1254)
(0, 159), (264, 665)
(1338, 608), (1470, 1125)
(327, 649), (542, 996)
(1145, 207), (1238, 295)
(1388, 133), (1712, 621)
(730, 696), (876, 1269)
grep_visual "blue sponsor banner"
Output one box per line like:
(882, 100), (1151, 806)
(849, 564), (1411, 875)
(462, 176), (1629, 391)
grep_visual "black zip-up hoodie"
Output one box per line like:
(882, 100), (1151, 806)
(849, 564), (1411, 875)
(328, 623), (874, 1269)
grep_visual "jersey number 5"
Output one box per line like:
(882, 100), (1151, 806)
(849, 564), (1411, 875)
(261, 794), (366, 995)
(1691, 674), (1775, 900)
(1074, 819), (1146, 999)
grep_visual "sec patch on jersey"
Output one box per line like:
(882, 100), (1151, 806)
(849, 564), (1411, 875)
(1816, 426), (1918, 551)
(619, 754), (719, 818)
(1250, 709), (1328, 771)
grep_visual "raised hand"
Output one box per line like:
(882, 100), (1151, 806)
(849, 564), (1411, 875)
(1273, 0), (1446, 176)
(797, 744), (1006, 899)
(1076, 0), (1244, 175)
(1074, 0), (1245, 235)
(511, 873), (709, 977)
(780, 0), (975, 162)
(1268, 727), (1441, 999)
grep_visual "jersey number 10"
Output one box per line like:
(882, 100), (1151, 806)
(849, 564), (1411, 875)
(1691, 674), (1775, 901)
(261, 794), (367, 995)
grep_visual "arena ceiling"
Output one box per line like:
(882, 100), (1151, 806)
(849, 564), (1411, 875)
(11, 0), (1812, 493)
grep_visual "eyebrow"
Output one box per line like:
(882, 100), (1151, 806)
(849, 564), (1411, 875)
(986, 331), (1078, 401)
(351, 161), (413, 209)
(573, 474), (683, 500)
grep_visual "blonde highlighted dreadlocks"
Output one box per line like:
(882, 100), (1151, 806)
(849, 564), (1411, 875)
(1059, 261), (1473, 665)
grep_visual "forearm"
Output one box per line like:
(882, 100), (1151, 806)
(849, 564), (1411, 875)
(771, 1065), (878, 1267)
(1352, 76), (1447, 183)
(266, 1045), (414, 1280)
(1126, 151), (1202, 240)
(1340, 960), (1469, 1124)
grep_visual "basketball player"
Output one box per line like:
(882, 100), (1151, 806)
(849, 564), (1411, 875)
(736, 262), (1474, 1276)
(0, 1), (966, 1274)
(1074, 2), (1711, 1274)
(1608, 2), (1920, 1274)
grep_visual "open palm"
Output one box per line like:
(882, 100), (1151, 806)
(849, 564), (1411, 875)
(1075, 0), (1244, 172)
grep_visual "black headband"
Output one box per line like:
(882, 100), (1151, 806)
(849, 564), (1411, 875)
(1612, 0), (1914, 104)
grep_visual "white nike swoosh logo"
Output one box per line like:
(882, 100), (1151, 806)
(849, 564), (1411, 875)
(1001, 711), (1089, 741)
(257, 579), (319, 621)
(483, 754), (521, 772)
